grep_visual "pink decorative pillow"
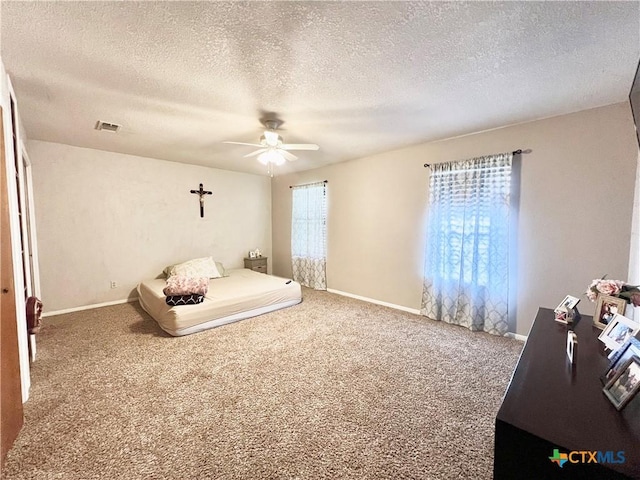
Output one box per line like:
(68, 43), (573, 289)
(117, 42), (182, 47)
(163, 275), (209, 296)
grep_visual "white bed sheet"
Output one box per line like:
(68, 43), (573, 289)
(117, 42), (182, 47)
(137, 268), (302, 336)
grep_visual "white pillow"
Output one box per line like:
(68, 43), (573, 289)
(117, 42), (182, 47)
(166, 257), (221, 279)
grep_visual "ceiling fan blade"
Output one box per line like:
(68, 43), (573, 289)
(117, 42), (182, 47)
(281, 144), (320, 151)
(279, 150), (298, 162)
(243, 148), (268, 158)
(223, 141), (263, 147)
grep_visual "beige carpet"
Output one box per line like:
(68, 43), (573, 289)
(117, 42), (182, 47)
(4, 289), (522, 479)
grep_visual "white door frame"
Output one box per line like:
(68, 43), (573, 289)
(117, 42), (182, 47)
(6, 76), (31, 401)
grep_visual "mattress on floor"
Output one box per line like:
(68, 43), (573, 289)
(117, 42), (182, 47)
(137, 268), (302, 336)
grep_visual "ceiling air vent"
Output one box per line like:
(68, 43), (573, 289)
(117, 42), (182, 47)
(95, 120), (121, 133)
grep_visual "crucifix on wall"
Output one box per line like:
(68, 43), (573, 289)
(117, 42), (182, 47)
(190, 183), (213, 218)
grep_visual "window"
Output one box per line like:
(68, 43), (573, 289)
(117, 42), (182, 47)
(421, 154), (512, 335)
(291, 182), (327, 290)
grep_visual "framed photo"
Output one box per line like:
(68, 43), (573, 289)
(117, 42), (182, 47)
(603, 356), (640, 411)
(555, 295), (580, 313)
(248, 251), (256, 259)
(593, 295), (627, 330)
(554, 295), (580, 324)
(602, 337), (640, 384)
(598, 314), (640, 351)
(566, 330), (577, 364)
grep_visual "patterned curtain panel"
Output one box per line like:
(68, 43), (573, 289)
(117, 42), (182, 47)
(421, 153), (513, 336)
(291, 182), (327, 290)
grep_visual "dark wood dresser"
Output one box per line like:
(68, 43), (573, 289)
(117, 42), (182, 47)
(494, 308), (640, 479)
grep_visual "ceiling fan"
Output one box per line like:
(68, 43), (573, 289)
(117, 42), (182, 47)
(223, 119), (319, 166)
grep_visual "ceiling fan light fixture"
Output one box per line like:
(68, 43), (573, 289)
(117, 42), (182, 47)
(263, 130), (280, 147)
(273, 153), (286, 166)
(257, 149), (285, 166)
(223, 118), (318, 174)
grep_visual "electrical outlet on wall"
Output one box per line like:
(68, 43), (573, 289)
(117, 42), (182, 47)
(110, 281), (118, 289)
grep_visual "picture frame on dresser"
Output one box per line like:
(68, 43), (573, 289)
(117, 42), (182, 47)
(555, 295), (580, 313)
(593, 294), (627, 330)
(566, 330), (577, 364)
(554, 295), (580, 324)
(602, 337), (640, 385)
(603, 356), (640, 411)
(598, 313), (640, 351)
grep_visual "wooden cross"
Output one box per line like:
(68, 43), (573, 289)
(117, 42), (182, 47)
(190, 183), (212, 218)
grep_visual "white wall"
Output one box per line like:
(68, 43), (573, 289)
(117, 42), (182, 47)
(272, 103), (638, 336)
(28, 141), (272, 312)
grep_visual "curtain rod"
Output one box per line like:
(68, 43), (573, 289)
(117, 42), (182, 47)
(423, 149), (529, 168)
(289, 180), (328, 188)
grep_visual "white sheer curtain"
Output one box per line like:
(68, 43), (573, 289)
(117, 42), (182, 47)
(629, 151), (640, 323)
(291, 182), (327, 290)
(421, 153), (513, 335)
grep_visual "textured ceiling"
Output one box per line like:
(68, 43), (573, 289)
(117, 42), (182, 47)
(1, 1), (639, 176)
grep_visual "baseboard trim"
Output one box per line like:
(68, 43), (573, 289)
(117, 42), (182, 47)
(42, 297), (138, 317)
(326, 288), (526, 339)
(505, 332), (528, 342)
(326, 288), (421, 315)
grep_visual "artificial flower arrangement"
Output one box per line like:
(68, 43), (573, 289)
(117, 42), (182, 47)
(586, 276), (640, 306)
